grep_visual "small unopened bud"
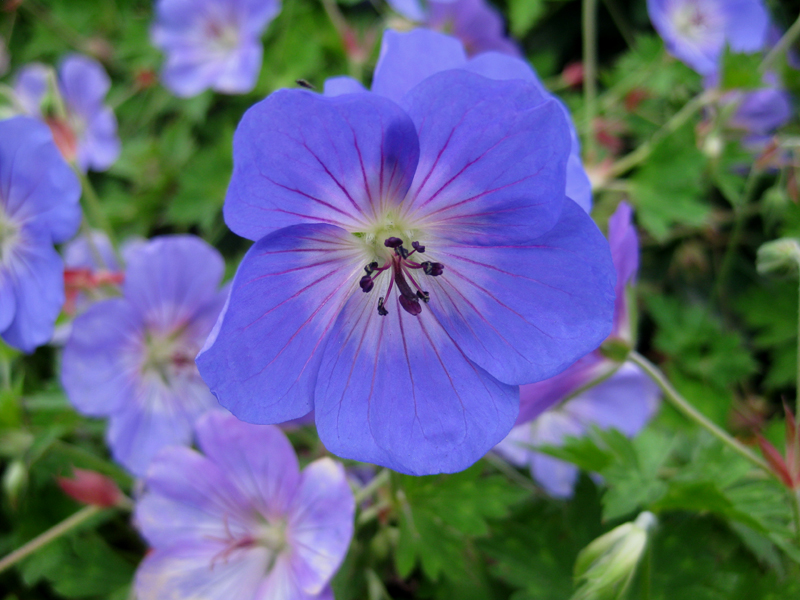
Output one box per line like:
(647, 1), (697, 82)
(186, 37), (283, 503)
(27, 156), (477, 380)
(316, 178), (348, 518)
(572, 512), (656, 600)
(3, 460), (26, 506)
(599, 337), (631, 363)
(58, 467), (124, 508)
(702, 133), (724, 159)
(756, 238), (800, 277)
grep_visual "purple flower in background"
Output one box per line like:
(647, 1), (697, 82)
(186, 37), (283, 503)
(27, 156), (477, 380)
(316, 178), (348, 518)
(325, 28), (592, 213)
(0, 117), (81, 353)
(496, 363), (660, 497)
(197, 65), (615, 475)
(13, 54), (121, 172)
(726, 85), (792, 137)
(135, 411), (353, 600)
(61, 235), (228, 475)
(388, 0), (520, 56)
(494, 202), (661, 497)
(647, 0), (769, 76)
(151, 0), (282, 97)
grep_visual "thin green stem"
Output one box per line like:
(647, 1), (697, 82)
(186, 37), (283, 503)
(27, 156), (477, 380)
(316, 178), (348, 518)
(484, 453), (540, 495)
(354, 468), (390, 506)
(601, 92), (710, 184)
(760, 12), (800, 73)
(713, 168), (761, 303)
(601, 0), (636, 48)
(628, 351), (771, 473)
(75, 169), (122, 266)
(791, 488), (800, 545)
(0, 505), (103, 574)
(582, 0), (599, 162)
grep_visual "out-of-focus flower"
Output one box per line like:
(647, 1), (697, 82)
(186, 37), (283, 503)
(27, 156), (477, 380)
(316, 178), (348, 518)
(197, 61), (615, 475)
(573, 512), (657, 600)
(134, 411), (353, 600)
(61, 236), (228, 476)
(647, 0), (769, 76)
(0, 117), (81, 353)
(387, 0), (520, 56)
(325, 28), (593, 213)
(13, 55), (120, 172)
(58, 467), (125, 508)
(494, 202), (661, 497)
(151, 0), (281, 98)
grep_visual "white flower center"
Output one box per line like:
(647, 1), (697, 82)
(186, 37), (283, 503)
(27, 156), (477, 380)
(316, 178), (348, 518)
(206, 19), (241, 53)
(0, 204), (20, 265)
(140, 327), (199, 386)
(670, 1), (722, 43)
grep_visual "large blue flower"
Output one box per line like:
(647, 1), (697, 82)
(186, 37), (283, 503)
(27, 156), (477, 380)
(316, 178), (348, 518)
(325, 29), (593, 213)
(0, 117), (81, 352)
(197, 68), (615, 475)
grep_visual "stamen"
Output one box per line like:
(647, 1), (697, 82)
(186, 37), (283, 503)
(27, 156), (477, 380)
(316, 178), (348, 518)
(364, 261), (378, 275)
(359, 275), (374, 293)
(384, 237), (403, 248)
(399, 294), (422, 316)
(377, 297), (388, 316)
(422, 262), (444, 276)
(416, 290), (430, 303)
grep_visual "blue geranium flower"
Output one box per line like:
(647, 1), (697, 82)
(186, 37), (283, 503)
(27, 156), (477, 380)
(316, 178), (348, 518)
(61, 235), (228, 475)
(0, 117), (81, 352)
(197, 66), (615, 475)
(13, 55), (121, 172)
(325, 28), (593, 213)
(151, 0), (281, 98)
(647, 0), (769, 76)
(387, 0), (521, 57)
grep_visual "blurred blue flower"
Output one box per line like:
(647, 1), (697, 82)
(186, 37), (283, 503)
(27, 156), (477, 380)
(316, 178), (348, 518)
(326, 28), (593, 213)
(196, 68), (615, 475)
(494, 202), (661, 497)
(388, 0), (520, 56)
(135, 411), (353, 600)
(647, 0), (769, 76)
(151, 0), (281, 97)
(61, 235), (228, 476)
(0, 117), (81, 352)
(13, 55), (121, 172)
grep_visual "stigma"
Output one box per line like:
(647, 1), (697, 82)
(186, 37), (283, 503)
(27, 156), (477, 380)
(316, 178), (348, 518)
(359, 237), (444, 317)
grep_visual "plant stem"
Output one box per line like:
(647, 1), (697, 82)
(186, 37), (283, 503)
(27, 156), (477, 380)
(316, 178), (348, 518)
(0, 505), (102, 574)
(791, 488), (800, 545)
(75, 169), (122, 266)
(484, 453), (540, 495)
(628, 351), (771, 473)
(601, 0), (636, 48)
(354, 468), (390, 506)
(582, 0), (599, 162)
(760, 12), (800, 73)
(601, 91), (710, 184)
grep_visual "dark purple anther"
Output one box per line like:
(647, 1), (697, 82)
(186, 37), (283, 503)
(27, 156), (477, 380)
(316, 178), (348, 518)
(416, 290), (430, 303)
(384, 237), (403, 248)
(364, 261), (378, 275)
(359, 275), (374, 293)
(412, 241), (425, 253)
(377, 297), (388, 316)
(422, 262), (444, 276)
(396, 245), (409, 259)
(398, 294), (422, 316)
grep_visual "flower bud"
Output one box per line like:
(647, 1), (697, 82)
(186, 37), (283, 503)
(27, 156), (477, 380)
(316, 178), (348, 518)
(572, 512), (657, 600)
(58, 467), (124, 508)
(756, 238), (800, 277)
(3, 459), (27, 506)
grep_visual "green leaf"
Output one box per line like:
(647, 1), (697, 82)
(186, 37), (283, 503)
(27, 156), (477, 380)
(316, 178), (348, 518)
(509, 0), (546, 37)
(720, 49), (764, 91)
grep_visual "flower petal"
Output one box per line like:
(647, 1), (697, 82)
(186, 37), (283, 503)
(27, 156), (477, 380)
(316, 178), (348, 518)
(400, 70), (569, 245)
(607, 201), (639, 336)
(197, 224), (362, 424)
(0, 117), (81, 244)
(528, 411), (584, 498)
(286, 458), (354, 595)
(428, 198), (615, 385)
(77, 107), (120, 172)
(135, 542), (270, 600)
(1, 232), (66, 352)
(371, 28), (467, 104)
(106, 376), (216, 475)
(61, 298), (142, 416)
(0, 269), (16, 332)
(565, 362), (660, 437)
(195, 412), (301, 519)
(315, 290), (519, 475)
(123, 235), (225, 332)
(322, 76), (366, 97)
(136, 445), (252, 547)
(59, 55), (110, 117)
(13, 63), (48, 115)
(224, 89), (420, 241)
